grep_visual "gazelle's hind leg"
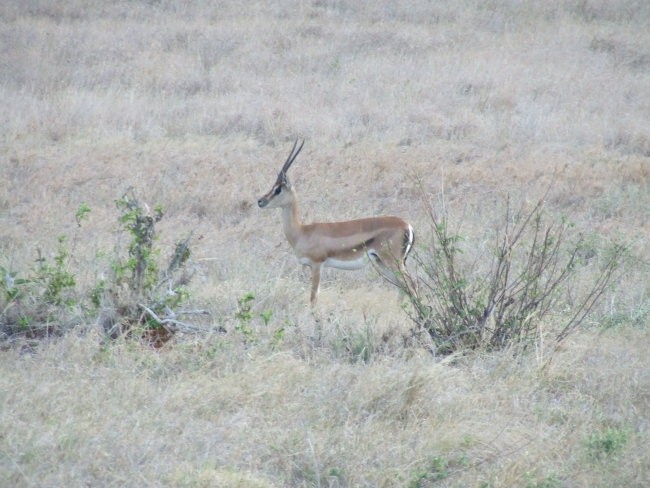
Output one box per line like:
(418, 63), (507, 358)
(368, 252), (415, 296)
(399, 262), (419, 299)
(370, 252), (418, 299)
(371, 256), (400, 287)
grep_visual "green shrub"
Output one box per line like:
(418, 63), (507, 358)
(98, 188), (197, 345)
(586, 428), (629, 461)
(234, 292), (275, 343)
(1, 230), (82, 340)
(1, 191), (200, 346)
(408, 456), (448, 487)
(400, 190), (627, 357)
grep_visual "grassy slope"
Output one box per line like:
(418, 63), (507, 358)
(1, 1), (649, 486)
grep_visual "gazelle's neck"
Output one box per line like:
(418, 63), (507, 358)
(281, 191), (302, 248)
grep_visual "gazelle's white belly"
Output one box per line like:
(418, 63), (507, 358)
(299, 255), (369, 270)
(323, 255), (369, 270)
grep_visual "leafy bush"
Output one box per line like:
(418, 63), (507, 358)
(234, 292), (256, 340)
(234, 292), (275, 343)
(1, 191), (201, 346)
(98, 188), (199, 346)
(400, 191), (627, 357)
(1, 234), (81, 340)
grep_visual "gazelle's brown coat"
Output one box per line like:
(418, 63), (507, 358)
(258, 141), (415, 305)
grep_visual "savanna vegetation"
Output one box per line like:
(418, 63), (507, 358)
(1, 1), (648, 486)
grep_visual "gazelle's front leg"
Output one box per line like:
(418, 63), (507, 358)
(310, 263), (323, 306)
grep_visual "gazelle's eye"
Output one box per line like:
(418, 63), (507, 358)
(274, 186), (282, 195)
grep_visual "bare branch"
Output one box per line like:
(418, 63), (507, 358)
(138, 304), (202, 333)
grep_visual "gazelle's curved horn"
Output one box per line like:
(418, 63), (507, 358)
(278, 139), (305, 179)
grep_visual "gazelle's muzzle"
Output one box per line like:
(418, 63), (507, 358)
(257, 197), (269, 208)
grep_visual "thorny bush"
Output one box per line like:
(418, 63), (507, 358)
(399, 190), (627, 357)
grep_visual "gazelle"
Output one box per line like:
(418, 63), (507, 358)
(257, 140), (417, 306)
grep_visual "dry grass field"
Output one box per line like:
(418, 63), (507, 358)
(1, 1), (649, 486)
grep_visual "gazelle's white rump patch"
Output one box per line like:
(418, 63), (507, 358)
(404, 224), (414, 258)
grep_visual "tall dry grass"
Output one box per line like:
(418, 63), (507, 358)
(1, 0), (649, 486)
(1, 328), (648, 487)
